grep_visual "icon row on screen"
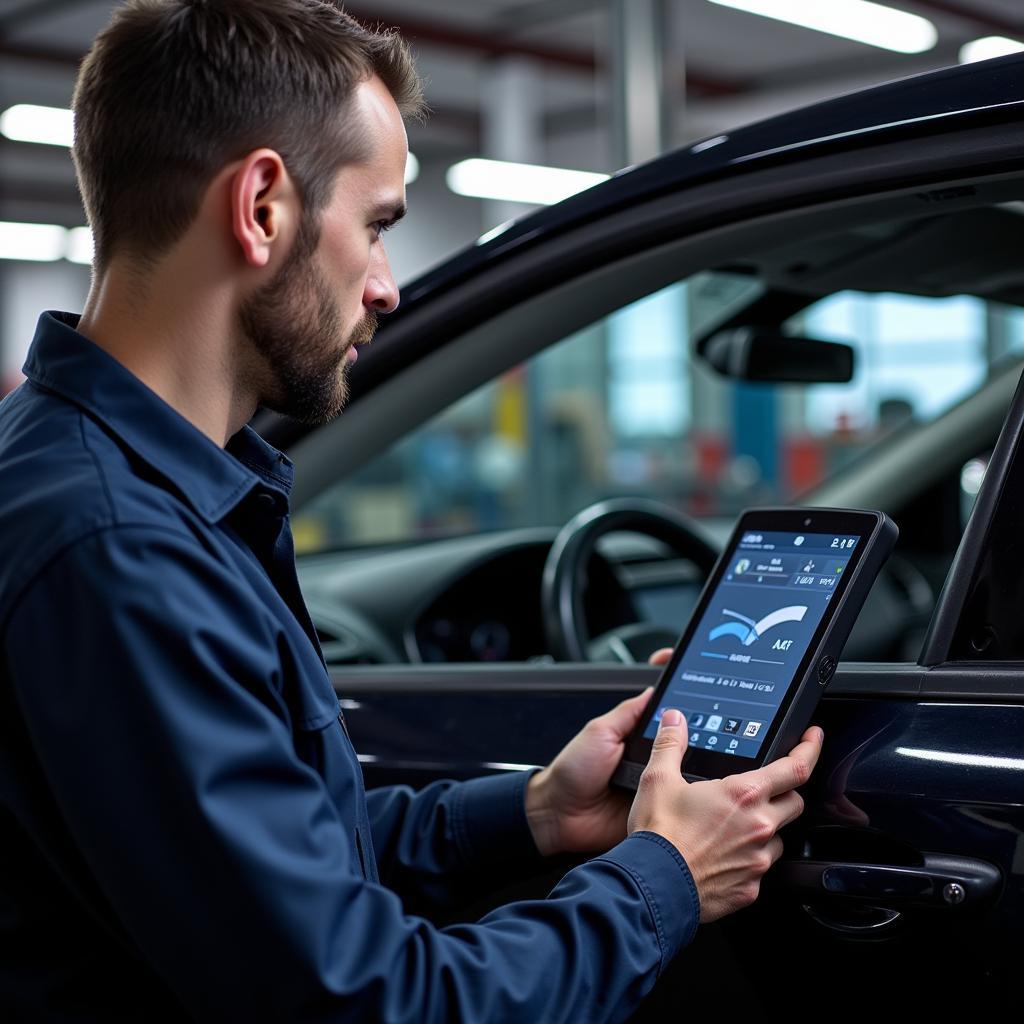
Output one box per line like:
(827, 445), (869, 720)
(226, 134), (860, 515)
(657, 707), (762, 739)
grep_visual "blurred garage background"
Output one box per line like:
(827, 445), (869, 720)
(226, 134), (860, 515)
(2, 1), (1020, 545)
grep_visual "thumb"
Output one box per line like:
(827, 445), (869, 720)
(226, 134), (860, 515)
(598, 686), (654, 740)
(648, 647), (674, 667)
(647, 707), (689, 778)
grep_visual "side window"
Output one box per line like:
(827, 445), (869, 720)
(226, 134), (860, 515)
(293, 277), (1024, 554)
(795, 292), (986, 446)
(293, 280), (725, 552)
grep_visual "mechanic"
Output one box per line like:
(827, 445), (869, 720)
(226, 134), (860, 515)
(0, 2), (822, 1020)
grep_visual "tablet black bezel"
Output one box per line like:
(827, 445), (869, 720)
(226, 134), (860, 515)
(622, 507), (882, 778)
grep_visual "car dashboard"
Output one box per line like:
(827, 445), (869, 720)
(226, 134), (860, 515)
(298, 528), (686, 665)
(297, 524), (924, 667)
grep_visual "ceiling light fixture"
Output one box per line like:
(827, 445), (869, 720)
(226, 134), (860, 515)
(66, 227), (94, 266)
(707, 0), (937, 55)
(404, 152), (420, 185)
(0, 222), (68, 262)
(446, 158), (609, 206)
(0, 104), (74, 147)
(959, 36), (1024, 64)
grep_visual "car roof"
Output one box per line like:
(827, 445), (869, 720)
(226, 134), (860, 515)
(399, 52), (1024, 314)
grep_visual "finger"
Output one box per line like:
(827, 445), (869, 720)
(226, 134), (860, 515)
(645, 708), (689, 779)
(766, 789), (805, 830)
(596, 686), (654, 739)
(648, 647), (673, 667)
(766, 835), (785, 867)
(754, 727), (824, 799)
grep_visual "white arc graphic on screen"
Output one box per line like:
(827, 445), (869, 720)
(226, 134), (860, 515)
(709, 605), (808, 646)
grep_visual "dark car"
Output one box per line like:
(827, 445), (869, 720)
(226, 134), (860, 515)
(259, 53), (1024, 1014)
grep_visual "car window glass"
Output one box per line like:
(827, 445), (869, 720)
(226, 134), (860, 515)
(293, 276), (1024, 554)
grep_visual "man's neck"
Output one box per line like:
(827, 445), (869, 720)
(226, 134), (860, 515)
(78, 258), (257, 448)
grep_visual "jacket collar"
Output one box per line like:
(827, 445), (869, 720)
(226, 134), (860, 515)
(23, 311), (294, 523)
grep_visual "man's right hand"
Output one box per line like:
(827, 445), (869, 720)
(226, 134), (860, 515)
(627, 709), (823, 923)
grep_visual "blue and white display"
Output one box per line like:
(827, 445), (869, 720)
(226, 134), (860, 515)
(643, 529), (859, 758)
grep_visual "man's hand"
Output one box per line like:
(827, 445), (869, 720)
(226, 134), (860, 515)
(525, 687), (654, 857)
(524, 643), (823, 926)
(524, 649), (676, 856)
(524, 648), (675, 857)
(628, 711), (823, 922)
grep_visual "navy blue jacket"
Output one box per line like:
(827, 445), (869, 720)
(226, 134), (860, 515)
(0, 312), (700, 1022)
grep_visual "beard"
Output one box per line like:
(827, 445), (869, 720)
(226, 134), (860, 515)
(238, 216), (378, 426)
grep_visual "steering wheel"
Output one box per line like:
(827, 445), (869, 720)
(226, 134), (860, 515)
(541, 498), (719, 662)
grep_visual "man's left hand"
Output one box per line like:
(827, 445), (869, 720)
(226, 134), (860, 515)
(525, 648), (673, 857)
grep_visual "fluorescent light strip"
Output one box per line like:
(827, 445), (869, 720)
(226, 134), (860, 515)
(0, 104), (74, 147)
(0, 222), (68, 262)
(707, 0), (937, 55)
(960, 36), (1024, 64)
(0, 104), (425, 193)
(66, 226), (94, 266)
(404, 152), (420, 185)
(0, 223), (93, 264)
(447, 158), (609, 206)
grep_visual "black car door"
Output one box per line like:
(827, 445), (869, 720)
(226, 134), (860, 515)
(285, 76), (1024, 1016)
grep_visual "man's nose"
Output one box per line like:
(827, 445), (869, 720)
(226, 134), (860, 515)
(364, 251), (399, 314)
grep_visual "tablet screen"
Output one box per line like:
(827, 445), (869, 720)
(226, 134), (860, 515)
(642, 528), (859, 760)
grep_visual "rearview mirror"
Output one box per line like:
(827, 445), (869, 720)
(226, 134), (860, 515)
(697, 327), (854, 383)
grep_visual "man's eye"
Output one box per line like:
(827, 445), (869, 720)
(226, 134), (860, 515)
(372, 220), (394, 239)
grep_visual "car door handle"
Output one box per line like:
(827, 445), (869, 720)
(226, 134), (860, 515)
(775, 853), (1001, 932)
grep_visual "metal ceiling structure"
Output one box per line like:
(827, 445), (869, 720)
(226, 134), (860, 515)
(1, 1), (1023, 239)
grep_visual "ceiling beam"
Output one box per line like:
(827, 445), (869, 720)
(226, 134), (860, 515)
(0, 39), (80, 68)
(345, 4), (598, 71)
(744, 41), (961, 92)
(0, 0), (96, 38)
(495, 0), (602, 29)
(0, 178), (81, 210)
(0, 7), (745, 99)
(345, 4), (743, 95)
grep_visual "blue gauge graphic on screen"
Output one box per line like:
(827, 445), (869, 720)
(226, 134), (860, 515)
(708, 605), (808, 647)
(644, 529), (860, 755)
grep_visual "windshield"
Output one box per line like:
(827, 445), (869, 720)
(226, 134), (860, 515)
(292, 269), (1024, 554)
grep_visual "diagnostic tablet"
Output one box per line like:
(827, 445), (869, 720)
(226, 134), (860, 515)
(613, 507), (897, 785)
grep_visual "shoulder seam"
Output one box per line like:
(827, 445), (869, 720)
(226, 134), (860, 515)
(0, 522), (201, 637)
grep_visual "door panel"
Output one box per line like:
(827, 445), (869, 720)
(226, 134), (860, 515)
(336, 662), (1024, 1010)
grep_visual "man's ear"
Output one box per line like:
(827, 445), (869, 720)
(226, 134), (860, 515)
(229, 149), (295, 269)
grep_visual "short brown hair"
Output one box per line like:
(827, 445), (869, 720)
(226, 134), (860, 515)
(72, 0), (424, 271)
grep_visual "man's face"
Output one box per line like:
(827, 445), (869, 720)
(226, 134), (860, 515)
(239, 76), (407, 425)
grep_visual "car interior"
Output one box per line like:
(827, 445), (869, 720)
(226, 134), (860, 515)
(286, 175), (1024, 676)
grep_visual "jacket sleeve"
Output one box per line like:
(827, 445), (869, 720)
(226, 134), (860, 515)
(5, 525), (701, 1024)
(365, 771), (546, 905)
